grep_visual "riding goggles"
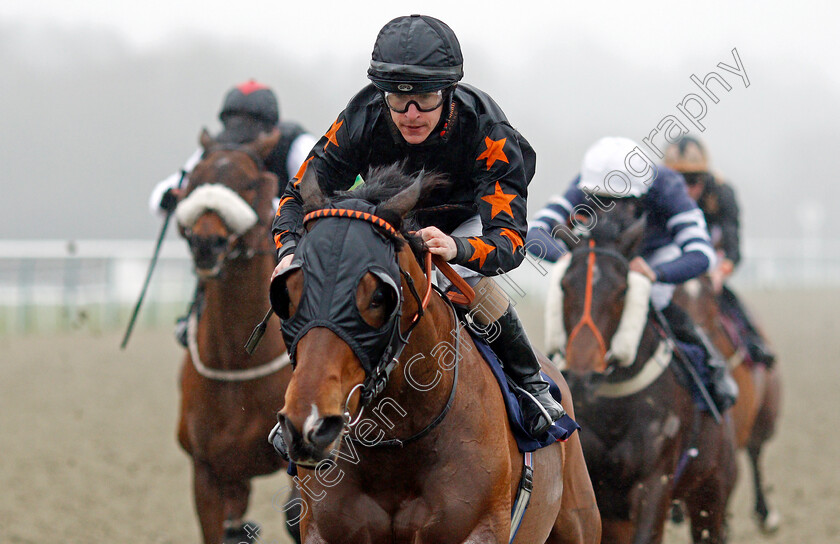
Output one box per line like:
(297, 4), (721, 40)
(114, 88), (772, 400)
(681, 171), (712, 187)
(383, 90), (445, 113)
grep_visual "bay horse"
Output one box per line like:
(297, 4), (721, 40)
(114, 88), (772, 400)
(269, 165), (601, 543)
(174, 129), (294, 543)
(673, 276), (782, 533)
(546, 200), (737, 543)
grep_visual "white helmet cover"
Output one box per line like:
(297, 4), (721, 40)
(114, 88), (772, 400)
(578, 137), (657, 198)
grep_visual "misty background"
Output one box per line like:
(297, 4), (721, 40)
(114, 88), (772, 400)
(1, 2), (838, 250)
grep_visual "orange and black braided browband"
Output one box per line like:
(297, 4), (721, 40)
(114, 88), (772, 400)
(303, 208), (399, 238)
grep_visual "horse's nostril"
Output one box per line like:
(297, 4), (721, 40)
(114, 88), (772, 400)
(307, 415), (345, 449)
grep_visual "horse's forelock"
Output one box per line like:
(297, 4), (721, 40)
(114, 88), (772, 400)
(586, 198), (640, 248)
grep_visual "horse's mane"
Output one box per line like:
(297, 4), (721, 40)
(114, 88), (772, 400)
(306, 162), (448, 259)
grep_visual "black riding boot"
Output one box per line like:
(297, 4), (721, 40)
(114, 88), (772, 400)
(487, 306), (566, 437)
(662, 304), (738, 413)
(719, 285), (776, 367)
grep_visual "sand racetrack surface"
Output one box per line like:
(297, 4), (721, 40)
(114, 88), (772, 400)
(1, 289), (838, 543)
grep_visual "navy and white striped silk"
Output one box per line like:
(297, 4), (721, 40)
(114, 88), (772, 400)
(526, 166), (714, 284)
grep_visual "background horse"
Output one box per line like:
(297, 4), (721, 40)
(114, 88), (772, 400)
(548, 200), (737, 543)
(673, 276), (782, 533)
(174, 129), (294, 543)
(269, 165), (601, 543)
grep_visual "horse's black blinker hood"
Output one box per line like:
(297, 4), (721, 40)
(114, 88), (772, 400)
(273, 200), (421, 402)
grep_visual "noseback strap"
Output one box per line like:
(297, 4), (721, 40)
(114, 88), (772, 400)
(175, 184), (258, 234)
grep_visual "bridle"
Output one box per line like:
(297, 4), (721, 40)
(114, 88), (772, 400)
(290, 208), (473, 448)
(298, 208), (435, 406)
(180, 146), (276, 272)
(566, 239), (630, 365)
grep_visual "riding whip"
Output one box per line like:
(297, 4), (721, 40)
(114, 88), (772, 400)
(120, 170), (186, 350)
(650, 304), (723, 424)
(245, 307), (274, 355)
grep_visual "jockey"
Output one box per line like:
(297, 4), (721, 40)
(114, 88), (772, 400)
(150, 80), (316, 347)
(149, 80), (317, 217)
(665, 135), (775, 366)
(526, 137), (738, 413)
(271, 14), (564, 437)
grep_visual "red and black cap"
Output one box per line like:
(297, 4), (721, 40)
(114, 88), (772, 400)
(218, 80), (280, 125)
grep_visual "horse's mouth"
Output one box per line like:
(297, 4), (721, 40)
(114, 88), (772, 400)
(195, 263), (223, 279)
(288, 441), (341, 468)
(282, 413), (345, 468)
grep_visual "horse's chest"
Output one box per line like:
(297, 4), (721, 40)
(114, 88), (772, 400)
(581, 397), (683, 479)
(306, 462), (498, 544)
(309, 494), (475, 544)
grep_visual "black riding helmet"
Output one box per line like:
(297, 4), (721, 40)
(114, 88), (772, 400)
(368, 15), (464, 94)
(218, 80), (280, 126)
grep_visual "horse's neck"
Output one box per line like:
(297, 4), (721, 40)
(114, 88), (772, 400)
(622, 319), (662, 374)
(201, 254), (278, 346)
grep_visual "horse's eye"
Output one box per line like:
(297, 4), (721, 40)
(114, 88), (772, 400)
(370, 287), (387, 309)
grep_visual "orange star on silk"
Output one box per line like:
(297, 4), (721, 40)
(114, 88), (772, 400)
(467, 237), (496, 268)
(481, 181), (517, 219)
(323, 119), (343, 150)
(476, 136), (509, 170)
(499, 228), (524, 250)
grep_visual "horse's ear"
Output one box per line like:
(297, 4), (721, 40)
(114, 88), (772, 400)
(381, 171), (443, 218)
(199, 128), (215, 151)
(248, 128), (281, 160)
(618, 213), (647, 257)
(300, 161), (327, 209)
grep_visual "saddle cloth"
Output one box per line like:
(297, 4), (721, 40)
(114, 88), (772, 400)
(469, 331), (580, 452)
(671, 340), (716, 412)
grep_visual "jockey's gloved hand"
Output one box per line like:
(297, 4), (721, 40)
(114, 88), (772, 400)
(160, 188), (179, 213)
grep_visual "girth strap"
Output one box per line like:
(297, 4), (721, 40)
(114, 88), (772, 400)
(509, 451), (534, 543)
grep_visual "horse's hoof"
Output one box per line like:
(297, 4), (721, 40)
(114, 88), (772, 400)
(757, 508), (780, 534)
(669, 501), (685, 524)
(224, 520), (261, 543)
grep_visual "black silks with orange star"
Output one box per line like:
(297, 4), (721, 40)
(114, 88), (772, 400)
(460, 124), (532, 275)
(271, 83), (536, 274)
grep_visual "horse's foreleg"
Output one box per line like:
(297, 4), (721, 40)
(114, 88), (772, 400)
(460, 516), (509, 544)
(627, 470), (675, 544)
(547, 435), (601, 544)
(545, 367), (601, 544)
(747, 367), (781, 534)
(221, 479), (254, 537)
(599, 520), (636, 544)
(683, 481), (731, 544)
(193, 461), (226, 544)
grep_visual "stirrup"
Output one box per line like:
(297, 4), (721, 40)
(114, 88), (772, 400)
(174, 316), (188, 348)
(268, 420), (290, 462)
(518, 387), (565, 437)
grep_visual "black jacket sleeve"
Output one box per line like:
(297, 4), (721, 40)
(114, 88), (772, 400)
(716, 182), (741, 266)
(449, 122), (535, 275)
(271, 112), (361, 260)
